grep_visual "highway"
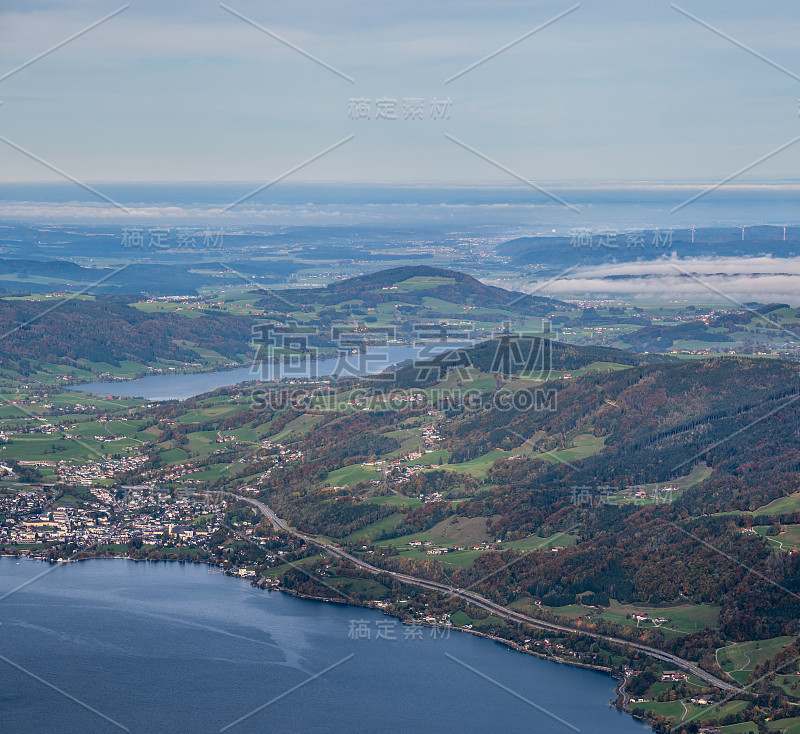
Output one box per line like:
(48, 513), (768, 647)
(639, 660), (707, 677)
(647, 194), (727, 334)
(231, 492), (742, 693)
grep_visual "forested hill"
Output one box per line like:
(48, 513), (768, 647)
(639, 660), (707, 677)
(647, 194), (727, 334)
(234, 348), (800, 652)
(438, 354), (800, 515)
(388, 336), (677, 388)
(266, 265), (567, 315)
(0, 297), (254, 376)
(387, 338), (800, 516)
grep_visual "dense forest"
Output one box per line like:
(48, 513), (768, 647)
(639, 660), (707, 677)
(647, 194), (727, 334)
(388, 335), (677, 388)
(0, 297), (255, 372)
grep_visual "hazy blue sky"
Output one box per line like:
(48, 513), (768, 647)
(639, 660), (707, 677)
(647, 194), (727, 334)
(1, 0), (798, 184)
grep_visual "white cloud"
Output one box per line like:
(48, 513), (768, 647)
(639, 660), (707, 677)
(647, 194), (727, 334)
(497, 256), (800, 306)
(576, 256), (800, 278)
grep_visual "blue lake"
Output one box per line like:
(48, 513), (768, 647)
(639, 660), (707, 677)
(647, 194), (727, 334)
(69, 343), (466, 401)
(0, 558), (651, 734)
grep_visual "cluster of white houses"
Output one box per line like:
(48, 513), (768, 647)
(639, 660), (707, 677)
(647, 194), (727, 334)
(56, 455), (149, 485)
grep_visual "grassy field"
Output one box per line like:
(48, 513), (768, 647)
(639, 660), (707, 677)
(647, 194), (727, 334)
(610, 463), (712, 506)
(269, 413), (324, 442)
(377, 525), (577, 572)
(382, 429), (423, 459)
(420, 548), (490, 569)
(541, 361), (632, 380)
(774, 674), (800, 699)
(159, 447), (190, 464)
(717, 636), (796, 685)
(753, 494), (800, 516)
(184, 431), (221, 457)
(542, 433), (606, 463)
(413, 431), (596, 479)
(513, 599), (588, 620)
(379, 515), (491, 549)
(72, 418), (144, 440)
(189, 464), (232, 482)
(422, 450), (508, 479)
(502, 533), (577, 551)
(2, 433), (129, 463)
(631, 700), (685, 719)
(262, 554), (324, 577)
(768, 717), (800, 734)
(719, 723), (758, 734)
(702, 700), (749, 719)
(436, 432), (606, 475)
(175, 404), (242, 423)
(450, 610), (474, 627)
(756, 525), (800, 552)
(326, 464), (382, 487)
(632, 699), (747, 725)
(664, 461), (714, 489)
(418, 516), (492, 545)
(427, 368), (497, 394)
(404, 449), (449, 466)
(343, 512), (404, 542)
(598, 600), (720, 635)
(510, 595), (720, 628)
(374, 539), (494, 569)
(449, 610), (505, 629)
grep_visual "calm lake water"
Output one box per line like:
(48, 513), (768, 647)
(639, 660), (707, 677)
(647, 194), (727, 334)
(0, 558), (651, 734)
(69, 343), (464, 401)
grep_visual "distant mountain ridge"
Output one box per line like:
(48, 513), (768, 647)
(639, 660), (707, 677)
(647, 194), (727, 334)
(498, 225), (800, 267)
(0, 296), (254, 377)
(0, 258), (294, 296)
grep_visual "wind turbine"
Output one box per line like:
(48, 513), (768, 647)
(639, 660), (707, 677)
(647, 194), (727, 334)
(690, 226), (696, 244)
(783, 225), (787, 241)
(739, 226), (746, 241)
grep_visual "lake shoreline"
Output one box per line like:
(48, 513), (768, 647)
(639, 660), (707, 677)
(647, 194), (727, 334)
(5, 552), (651, 731)
(65, 341), (474, 400)
(60, 350), (342, 391)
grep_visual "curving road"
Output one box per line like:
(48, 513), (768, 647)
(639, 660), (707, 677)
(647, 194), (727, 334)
(232, 492), (742, 693)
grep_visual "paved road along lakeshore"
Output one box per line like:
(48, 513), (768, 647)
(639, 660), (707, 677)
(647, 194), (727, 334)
(231, 493), (742, 693)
